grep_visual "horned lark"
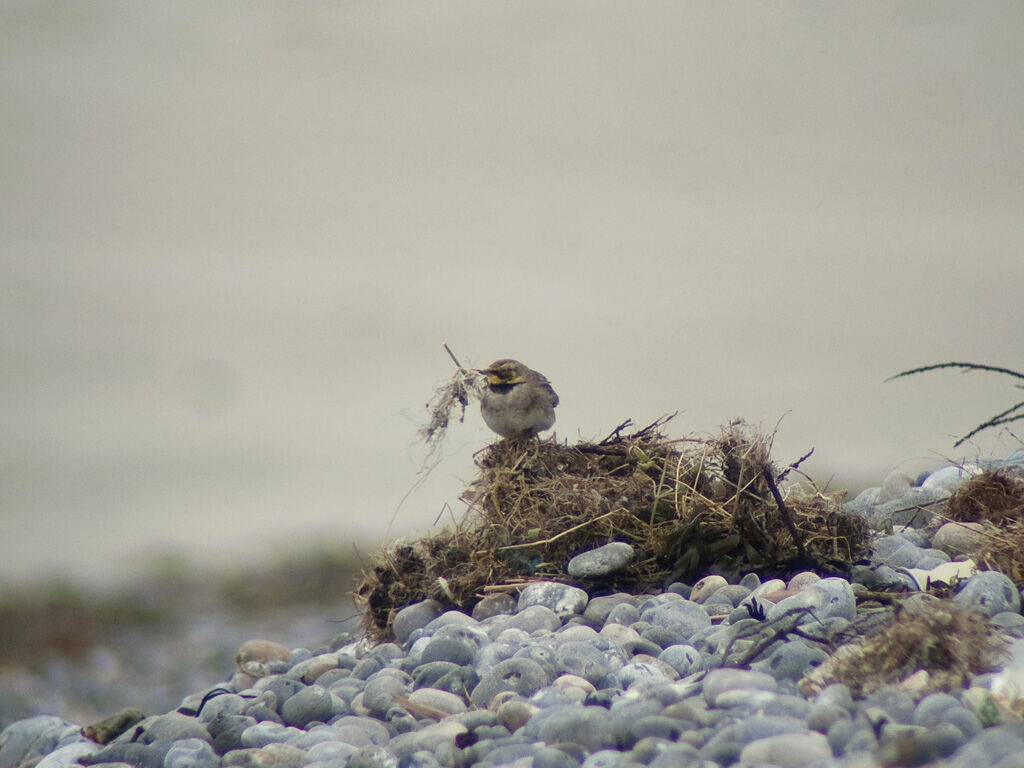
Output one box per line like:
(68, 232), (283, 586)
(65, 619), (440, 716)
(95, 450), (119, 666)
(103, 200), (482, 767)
(479, 359), (559, 439)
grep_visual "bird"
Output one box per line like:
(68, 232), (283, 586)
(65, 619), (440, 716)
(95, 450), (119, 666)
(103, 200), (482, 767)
(478, 359), (559, 439)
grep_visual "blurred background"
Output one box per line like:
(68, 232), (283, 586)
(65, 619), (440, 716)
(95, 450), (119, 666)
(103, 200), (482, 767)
(2, 0), (1023, 725)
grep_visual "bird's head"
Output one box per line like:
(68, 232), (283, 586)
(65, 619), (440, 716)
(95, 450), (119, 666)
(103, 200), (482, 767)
(479, 359), (528, 386)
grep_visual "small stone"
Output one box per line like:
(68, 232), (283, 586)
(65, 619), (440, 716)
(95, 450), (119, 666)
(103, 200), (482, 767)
(933, 521), (988, 557)
(767, 578), (855, 623)
(223, 743), (309, 768)
(470, 657), (550, 708)
(583, 594), (639, 625)
(362, 672), (410, 719)
(640, 598), (711, 641)
(922, 464), (981, 492)
(164, 739), (218, 768)
(689, 575), (728, 604)
(419, 636), (475, 666)
(518, 581), (589, 617)
(405, 687), (467, 715)
(739, 731), (832, 767)
(658, 645), (703, 677)
(471, 594), (516, 621)
(33, 743), (99, 768)
(787, 571), (821, 591)
(702, 668), (778, 707)
(567, 542), (635, 578)
(554, 641), (614, 684)
(495, 699), (539, 733)
(501, 604), (562, 633)
(392, 599), (444, 645)
(280, 685), (334, 729)
(235, 640), (291, 678)
(604, 602), (641, 626)
(954, 570), (1022, 617)
(878, 470), (914, 504)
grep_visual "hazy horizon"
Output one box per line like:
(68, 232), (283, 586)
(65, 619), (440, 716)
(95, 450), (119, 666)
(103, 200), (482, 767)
(3, 1), (1023, 587)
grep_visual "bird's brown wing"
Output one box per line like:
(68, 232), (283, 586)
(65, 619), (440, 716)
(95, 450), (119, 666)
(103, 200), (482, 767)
(539, 375), (559, 408)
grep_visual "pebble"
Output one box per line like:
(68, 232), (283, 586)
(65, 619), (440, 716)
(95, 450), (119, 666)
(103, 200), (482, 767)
(567, 542), (635, 578)
(7, 455), (1024, 768)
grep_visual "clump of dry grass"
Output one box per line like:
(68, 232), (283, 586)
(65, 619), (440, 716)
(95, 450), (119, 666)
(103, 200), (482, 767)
(937, 470), (1024, 581)
(355, 418), (870, 640)
(800, 597), (1007, 696)
(948, 471), (1024, 525)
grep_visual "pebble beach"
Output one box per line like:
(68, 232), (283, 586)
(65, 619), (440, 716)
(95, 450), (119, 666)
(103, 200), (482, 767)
(4, 452), (1024, 768)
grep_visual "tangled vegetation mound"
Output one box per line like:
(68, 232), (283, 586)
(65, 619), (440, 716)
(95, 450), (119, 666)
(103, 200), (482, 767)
(944, 469), (1024, 581)
(801, 596), (1007, 696)
(355, 418), (870, 640)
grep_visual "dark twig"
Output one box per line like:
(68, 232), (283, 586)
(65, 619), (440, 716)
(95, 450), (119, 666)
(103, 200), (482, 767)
(885, 361), (1024, 383)
(721, 605), (819, 667)
(443, 343), (469, 374)
(886, 361), (1024, 446)
(776, 447), (814, 484)
(955, 399), (1024, 447)
(762, 466), (808, 561)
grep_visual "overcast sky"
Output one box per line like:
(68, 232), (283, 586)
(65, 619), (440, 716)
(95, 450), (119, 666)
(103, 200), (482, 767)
(2, 1), (1023, 585)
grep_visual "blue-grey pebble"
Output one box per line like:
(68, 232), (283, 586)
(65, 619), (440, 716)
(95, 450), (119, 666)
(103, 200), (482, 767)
(941, 707), (983, 739)
(767, 578), (856, 623)
(207, 714), (256, 755)
(470, 657), (550, 708)
(954, 570), (1021, 617)
(752, 640), (829, 681)
(420, 636), (475, 666)
(806, 701), (850, 733)
(31, 743), (97, 768)
(555, 642), (613, 684)
(991, 612), (1024, 639)
(624, 637), (663, 657)
(826, 717), (858, 755)
(502, 605), (562, 633)
(567, 542), (635, 578)
(604, 603), (640, 626)
(392, 600), (444, 645)
(863, 688), (916, 724)
(471, 594), (517, 621)
(624, 717), (684, 747)
(583, 595), (639, 625)
(913, 692), (961, 726)
(920, 722), (970, 760)
(239, 722), (304, 748)
(362, 673), (409, 719)
(306, 740), (360, 763)
(533, 744), (584, 768)
(138, 712), (211, 744)
(412, 661), (459, 689)
(640, 600), (711, 641)
(0, 716), (80, 768)
(513, 644), (558, 678)
(518, 582), (589, 618)
(702, 668), (777, 707)
(163, 738), (217, 768)
(738, 731), (832, 767)
(581, 749), (626, 768)
(79, 743), (165, 768)
(194, 693), (246, 723)
(530, 705), (615, 753)
(947, 724), (1024, 768)
(262, 677), (307, 711)
(843, 725), (879, 755)
(657, 645), (703, 677)
(637, 627), (678, 650)
(280, 684), (334, 728)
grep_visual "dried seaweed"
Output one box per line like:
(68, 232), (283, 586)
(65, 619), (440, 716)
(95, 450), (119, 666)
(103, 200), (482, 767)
(355, 419), (870, 640)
